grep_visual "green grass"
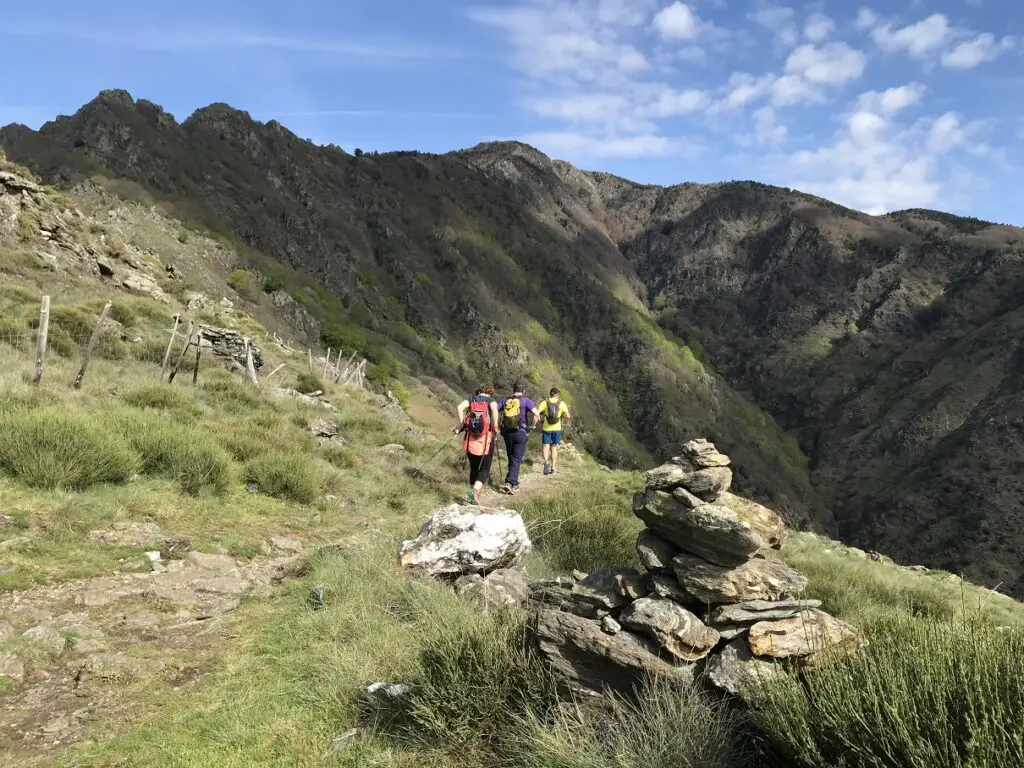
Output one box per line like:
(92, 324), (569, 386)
(508, 678), (751, 768)
(0, 408), (140, 490)
(754, 617), (1024, 768)
(518, 478), (642, 573)
(245, 451), (333, 503)
(115, 411), (234, 495)
(120, 384), (205, 420)
(294, 371), (324, 394)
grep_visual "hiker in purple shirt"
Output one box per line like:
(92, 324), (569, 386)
(497, 383), (541, 495)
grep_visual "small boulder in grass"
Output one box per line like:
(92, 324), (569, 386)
(398, 504), (531, 579)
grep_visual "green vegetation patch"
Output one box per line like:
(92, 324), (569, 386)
(0, 408), (139, 490)
(245, 452), (333, 503)
(115, 411), (234, 495)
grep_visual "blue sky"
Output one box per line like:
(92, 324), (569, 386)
(1, 0), (1022, 224)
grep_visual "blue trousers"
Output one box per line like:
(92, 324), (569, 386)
(503, 430), (528, 487)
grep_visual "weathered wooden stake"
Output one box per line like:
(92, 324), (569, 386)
(307, 348), (313, 373)
(192, 330), (204, 385)
(31, 295), (50, 385)
(167, 321), (195, 384)
(245, 338), (259, 386)
(265, 363), (286, 381)
(159, 314), (181, 381)
(336, 350), (357, 383)
(323, 347), (332, 379)
(73, 300), (112, 390)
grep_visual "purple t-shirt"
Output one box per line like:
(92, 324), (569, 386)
(498, 395), (536, 432)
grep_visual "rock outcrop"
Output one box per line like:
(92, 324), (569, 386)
(398, 504), (531, 579)
(528, 438), (864, 703)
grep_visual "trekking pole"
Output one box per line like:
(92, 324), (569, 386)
(494, 432), (504, 491)
(408, 432), (458, 478)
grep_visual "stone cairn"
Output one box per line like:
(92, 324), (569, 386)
(529, 438), (862, 703)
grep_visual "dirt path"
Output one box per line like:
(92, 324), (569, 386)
(0, 519), (383, 766)
(0, 438), (585, 764)
(472, 440), (582, 508)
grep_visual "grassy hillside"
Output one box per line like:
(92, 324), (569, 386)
(0, 93), (826, 530)
(0, 148), (1022, 765)
(6, 88), (1024, 598)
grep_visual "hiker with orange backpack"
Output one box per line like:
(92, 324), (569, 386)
(497, 382), (541, 495)
(454, 386), (500, 505)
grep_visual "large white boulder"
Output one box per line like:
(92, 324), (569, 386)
(398, 504), (532, 578)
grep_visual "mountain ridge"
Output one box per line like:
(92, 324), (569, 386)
(4, 89), (1024, 596)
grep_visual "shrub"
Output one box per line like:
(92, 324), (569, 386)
(121, 385), (204, 420)
(519, 482), (641, 573)
(135, 337), (171, 364)
(754, 618), (1024, 768)
(0, 316), (29, 349)
(320, 322), (366, 353)
(177, 230), (190, 244)
(320, 442), (360, 469)
(390, 379), (411, 409)
(17, 213), (39, 242)
(294, 371), (324, 395)
(0, 408), (139, 490)
(228, 269), (258, 301)
(263, 274), (285, 293)
(245, 452), (330, 503)
(507, 677), (750, 768)
(115, 412), (234, 495)
(393, 611), (559, 761)
(199, 370), (266, 411)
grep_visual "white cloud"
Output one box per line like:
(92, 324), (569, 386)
(717, 72), (777, 110)
(652, 2), (701, 40)
(645, 88), (711, 116)
(770, 74), (822, 106)
(871, 14), (953, 57)
(470, 5), (649, 84)
(754, 106), (787, 144)
(786, 97), (991, 214)
(927, 112), (967, 154)
(855, 7), (879, 30)
(521, 131), (687, 158)
(941, 33), (1014, 69)
(471, 0), (710, 158)
(747, 4), (798, 47)
(856, 84), (926, 114)
(804, 14), (835, 43)
(785, 42), (866, 85)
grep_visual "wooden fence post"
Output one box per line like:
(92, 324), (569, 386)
(307, 349), (313, 373)
(245, 338), (259, 386)
(192, 330), (204, 385)
(264, 363), (286, 382)
(159, 314), (181, 381)
(323, 348), (332, 379)
(73, 300), (112, 390)
(336, 350), (357, 383)
(31, 295), (50, 385)
(167, 321), (194, 384)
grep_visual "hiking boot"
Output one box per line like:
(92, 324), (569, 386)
(543, 462), (552, 475)
(510, 484), (520, 495)
(501, 483), (513, 495)
(465, 489), (479, 505)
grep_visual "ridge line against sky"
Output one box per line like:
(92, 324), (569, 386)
(0, 0), (1021, 224)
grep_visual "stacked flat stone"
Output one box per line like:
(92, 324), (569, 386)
(529, 438), (862, 702)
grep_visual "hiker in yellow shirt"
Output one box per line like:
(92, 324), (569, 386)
(538, 387), (571, 475)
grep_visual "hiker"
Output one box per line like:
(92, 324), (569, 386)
(454, 386), (499, 505)
(497, 382), (541, 495)
(538, 387), (571, 475)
